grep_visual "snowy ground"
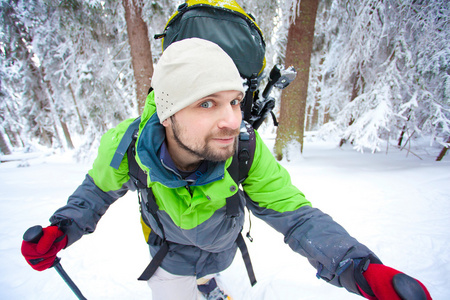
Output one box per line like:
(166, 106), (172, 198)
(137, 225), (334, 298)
(1, 136), (449, 299)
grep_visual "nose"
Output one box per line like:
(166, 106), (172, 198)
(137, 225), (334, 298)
(217, 105), (241, 130)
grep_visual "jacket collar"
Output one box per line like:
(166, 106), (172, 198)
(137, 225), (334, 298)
(136, 111), (228, 188)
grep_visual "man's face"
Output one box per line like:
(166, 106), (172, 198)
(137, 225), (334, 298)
(163, 90), (243, 167)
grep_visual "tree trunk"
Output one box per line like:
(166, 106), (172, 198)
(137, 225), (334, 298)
(0, 126), (13, 155)
(122, 0), (153, 114)
(274, 0), (319, 160)
(436, 137), (450, 161)
(69, 83), (85, 134)
(307, 99), (320, 131)
(60, 121), (74, 149)
(307, 58), (325, 131)
(5, 127), (23, 148)
(398, 109), (412, 147)
(37, 120), (52, 147)
(3, 105), (24, 148)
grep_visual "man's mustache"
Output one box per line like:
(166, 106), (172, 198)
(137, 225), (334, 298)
(211, 128), (240, 138)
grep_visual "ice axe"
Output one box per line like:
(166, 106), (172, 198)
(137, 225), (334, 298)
(23, 225), (88, 300)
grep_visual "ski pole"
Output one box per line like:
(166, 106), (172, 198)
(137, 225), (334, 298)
(23, 225), (88, 300)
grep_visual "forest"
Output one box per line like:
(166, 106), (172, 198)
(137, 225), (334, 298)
(1, 0), (449, 161)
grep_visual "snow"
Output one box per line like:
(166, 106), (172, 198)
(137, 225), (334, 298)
(1, 137), (449, 300)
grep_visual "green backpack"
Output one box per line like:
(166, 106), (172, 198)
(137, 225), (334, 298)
(156, 0), (266, 80)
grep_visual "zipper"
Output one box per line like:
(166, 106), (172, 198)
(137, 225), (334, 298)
(185, 185), (193, 197)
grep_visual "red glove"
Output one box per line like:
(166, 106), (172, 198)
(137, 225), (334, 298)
(21, 226), (68, 271)
(358, 261), (432, 300)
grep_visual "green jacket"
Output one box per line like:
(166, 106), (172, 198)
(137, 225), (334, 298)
(50, 92), (375, 295)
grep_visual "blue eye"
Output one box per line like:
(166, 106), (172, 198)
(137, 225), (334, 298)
(201, 101), (213, 108)
(231, 99), (241, 106)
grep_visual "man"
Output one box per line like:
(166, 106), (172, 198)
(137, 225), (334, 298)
(22, 38), (431, 300)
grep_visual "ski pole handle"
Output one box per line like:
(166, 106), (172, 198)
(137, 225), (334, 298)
(262, 65), (281, 99)
(23, 225), (44, 243)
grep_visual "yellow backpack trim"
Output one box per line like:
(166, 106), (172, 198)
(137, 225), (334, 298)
(165, 0), (263, 34)
(140, 217), (152, 243)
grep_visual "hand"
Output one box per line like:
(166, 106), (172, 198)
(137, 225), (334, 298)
(357, 256), (432, 300)
(21, 225), (68, 271)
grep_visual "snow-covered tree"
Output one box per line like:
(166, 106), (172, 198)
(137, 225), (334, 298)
(4, 0), (448, 160)
(313, 0), (450, 154)
(1, 0), (141, 158)
(1, 0), (63, 149)
(34, 0), (137, 154)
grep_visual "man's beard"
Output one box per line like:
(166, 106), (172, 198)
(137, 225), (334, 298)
(170, 116), (238, 162)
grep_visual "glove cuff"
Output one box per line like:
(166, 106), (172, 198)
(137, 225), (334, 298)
(334, 254), (381, 296)
(354, 254), (383, 297)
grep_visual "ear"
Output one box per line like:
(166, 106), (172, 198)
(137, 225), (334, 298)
(161, 118), (170, 127)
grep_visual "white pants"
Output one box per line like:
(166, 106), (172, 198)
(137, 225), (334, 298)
(147, 267), (214, 300)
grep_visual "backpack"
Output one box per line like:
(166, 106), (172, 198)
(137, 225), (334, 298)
(156, 0), (266, 80)
(155, 0), (292, 131)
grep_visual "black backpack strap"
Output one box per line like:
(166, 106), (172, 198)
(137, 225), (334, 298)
(226, 121), (257, 286)
(137, 189), (169, 281)
(238, 122), (256, 183)
(127, 131), (148, 190)
(228, 121), (256, 184)
(236, 232), (257, 286)
(108, 117), (169, 281)
(225, 121), (255, 218)
(109, 116), (169, 281)
(137, 240), (169, 281)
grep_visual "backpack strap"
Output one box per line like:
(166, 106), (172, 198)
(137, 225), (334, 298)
(110, 117), (141, 170)
(137, 240), (169, 281)
(127, 128), (148, 190)
(238, 121), (256, 183)
(236, 232), (257, 286)
(225, 121), (255, 218)
(137, 189), (169, 281)
(225, 121), (257, 286)
(109, 116), (148, 189)
(227, 121), (256, 183)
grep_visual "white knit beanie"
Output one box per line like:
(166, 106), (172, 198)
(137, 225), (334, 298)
(151, 38), (245, 122)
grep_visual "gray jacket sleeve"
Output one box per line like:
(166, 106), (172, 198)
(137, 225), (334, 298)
(245, 194), (376, 295)
(49, 174), (133, 247)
